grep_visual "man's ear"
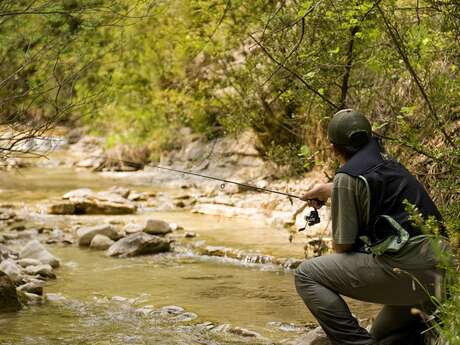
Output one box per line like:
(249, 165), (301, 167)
(331, 143), (346, 164)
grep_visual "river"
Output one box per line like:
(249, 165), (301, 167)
(0, 165), (380, 344)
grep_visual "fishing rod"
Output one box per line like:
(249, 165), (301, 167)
(150, 164), (303, 200)
(102, 157), (322, 228)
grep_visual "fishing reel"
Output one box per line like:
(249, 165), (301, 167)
(298, 208), (321, 232)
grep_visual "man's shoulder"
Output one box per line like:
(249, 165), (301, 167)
(333, 172), (361, 188)
(333, 173), (369, 203)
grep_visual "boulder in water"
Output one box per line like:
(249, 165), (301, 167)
(143, 219), (172, 235)
(49, 200), (136, 215)
(107, 232), (171, 257)
(0, 271), (21, 311)
(77, 224), (119, 246)
(90, 234), (114, 250)
(19, 240), (60, 268)
(0, 259), (22, 283)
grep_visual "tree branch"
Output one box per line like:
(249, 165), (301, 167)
(376, 3), (456, 147)
(249, 33), (339, 109)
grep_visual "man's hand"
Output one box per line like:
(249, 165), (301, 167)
(301, 183), (333, 208)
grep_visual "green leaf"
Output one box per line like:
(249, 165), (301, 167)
(329, 46), (340, 54)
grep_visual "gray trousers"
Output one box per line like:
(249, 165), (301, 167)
(294, 236), (443, 345)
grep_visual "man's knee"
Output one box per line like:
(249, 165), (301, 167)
(294, 259), (318, 291)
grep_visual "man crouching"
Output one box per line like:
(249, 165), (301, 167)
(295, 109), (447, 345)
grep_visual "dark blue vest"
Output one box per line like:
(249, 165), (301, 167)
(338, 138), (443, 247)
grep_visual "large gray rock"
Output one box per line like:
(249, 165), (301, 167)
(0, 259), (22, 283)
(77, 224), (119, 246)
(0, 271), (21, 311)
(107, 232), (171, 257)
(288, 327), (331, 345)
(49, 199), (136, 215)
(19, 240), (60, 268)
(90, 234), (114, 250)
(143, 219), (172, 235)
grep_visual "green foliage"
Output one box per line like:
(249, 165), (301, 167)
(0, 0), (153, 126)
(266, 142), (314, 176)
(403, 199), (460, 344)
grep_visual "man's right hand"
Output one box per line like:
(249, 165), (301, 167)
(300, 182), (333, 208)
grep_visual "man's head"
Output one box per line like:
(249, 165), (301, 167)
(327, 109), (372, 160)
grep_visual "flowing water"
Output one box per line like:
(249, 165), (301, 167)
(0, 165), (381, 344)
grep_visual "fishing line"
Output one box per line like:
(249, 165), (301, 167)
(100, 156), (323, 228)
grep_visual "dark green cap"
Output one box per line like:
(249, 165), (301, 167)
(327, 109), (371, 149)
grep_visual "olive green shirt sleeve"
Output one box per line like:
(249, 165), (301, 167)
(331, 173), (370, 245)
